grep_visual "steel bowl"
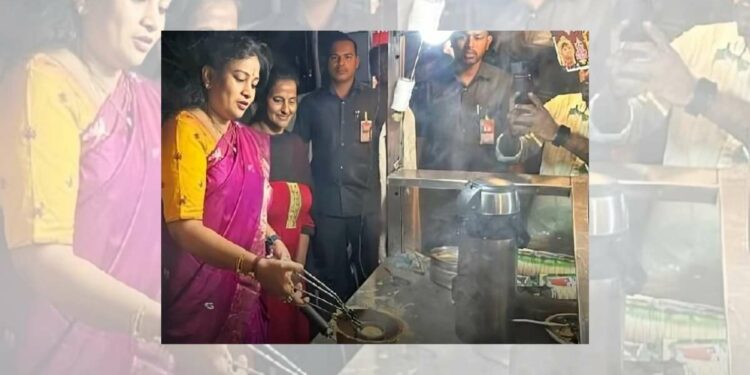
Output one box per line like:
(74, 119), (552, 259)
(333, 308), (405, 344)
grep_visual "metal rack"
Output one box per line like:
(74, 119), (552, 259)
(385, 169), (589, 343)
(591, 164), (749, 373)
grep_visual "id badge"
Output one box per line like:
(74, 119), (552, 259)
(480, 116), (495, 145)
(360, 111), (372, 143)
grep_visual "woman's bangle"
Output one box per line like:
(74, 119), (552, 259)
(237, 253), (263, 277)
(131, 306), (144, 339)
(248, 255), (263, 275)
(131, 305), (159, 344)
(235, 254), (245, 274)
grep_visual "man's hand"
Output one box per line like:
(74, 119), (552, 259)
(508, 92), (559, 142)
(609, 21), (696, 105)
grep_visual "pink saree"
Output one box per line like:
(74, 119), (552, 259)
(163, 122), (271, 344)
(16, 73), (167, 374)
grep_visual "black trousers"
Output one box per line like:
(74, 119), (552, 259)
(308, 212), (381, 304)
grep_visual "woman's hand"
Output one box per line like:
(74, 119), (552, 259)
(268, 239), (307, 304)
(254, 258), (305, 305)
(171, 345), (235, 375)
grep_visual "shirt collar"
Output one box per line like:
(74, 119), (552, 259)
(446, 61), (494, 86)
(326, 80), (362, 99)
(522, 0), (571, 10)
(475, 62), (496, 81)
(501, 0), (574, 15)
(293, 3), (340, 30)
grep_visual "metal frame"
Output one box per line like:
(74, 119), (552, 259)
(588, 162), (747, 352)
(717, 167), (749, 374)
(588, 164), (748, 370)
(571, 175), (589, 344)
(383, 26), (748, 352)
(385, 168), (589, 343)
(383, 165), (750, 349)
(386, 169), (582, 254)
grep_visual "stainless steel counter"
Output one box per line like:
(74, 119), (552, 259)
(387, 169), (573, 194)
(384, 169), (589, 343)
(313, 255), (578, 344)
(312, 257), (461, 344)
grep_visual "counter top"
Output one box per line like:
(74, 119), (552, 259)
(313, 255), (578, 344)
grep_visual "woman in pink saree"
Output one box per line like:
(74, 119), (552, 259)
(0, 0), (171, 374)
(161, 32), (304, 344)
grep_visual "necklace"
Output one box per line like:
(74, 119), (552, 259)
(200, 104), (231, 140)
(78, 47), (118, 103)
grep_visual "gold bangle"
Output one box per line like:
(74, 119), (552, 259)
(235, 254), (245, 275)
(131, 306), (161, 344)
(243, 255), (263, 278)
(236, 253), (262, 278)
(131, 306), (145, 339)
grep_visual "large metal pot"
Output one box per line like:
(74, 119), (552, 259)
(454, 177), (527, 343)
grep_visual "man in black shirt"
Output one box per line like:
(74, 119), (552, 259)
(437, 0), (612, 36)
(413, 30), (519, 252)
(243, 0), (391, 30)
(415, 30), (514, 173)
(294, 32), (384, 302)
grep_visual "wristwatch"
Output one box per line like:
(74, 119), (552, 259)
(265, 234), (280, 248)
(685, 78), (718, 116)
(552, 125), (571, 147)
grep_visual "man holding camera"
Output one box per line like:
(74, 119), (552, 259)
(595, 0), (750, 167)
(508, 68), (590, 176)
(414, 30), (514, 173)
(413, 30), (526, 251)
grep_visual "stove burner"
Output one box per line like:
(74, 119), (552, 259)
(334, 308), (405, 343)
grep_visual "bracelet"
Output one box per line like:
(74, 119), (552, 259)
(131, 306), (144, 339)
(265, 234), (280, 248)
(131, 306), (160, 344)
(248, 255), (263, 275)
(495, 133), (526, 163)
(237, 253), (263, 277)
(235, 253), (245, 274)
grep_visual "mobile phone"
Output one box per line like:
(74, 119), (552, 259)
(511, 62), (533, 105)
(618, 0), (653, 42)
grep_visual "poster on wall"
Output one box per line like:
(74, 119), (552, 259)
(552, 31), (589, 72)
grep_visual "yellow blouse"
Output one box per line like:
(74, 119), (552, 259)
(542, 92), (589, 176)
(0, 54), (96, 248)
(161, 110), (219, 223)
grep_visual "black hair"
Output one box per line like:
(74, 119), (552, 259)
(368, 44), (388, 79)
(163, 32), (272, 117)
(249, 64), (300, 124)
(13, 0), (79, 59)
(165, 0), (240, 30)
(325, 31), (358, 56)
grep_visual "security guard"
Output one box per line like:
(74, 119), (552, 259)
(294, 32), (384, 302)
(413, 30), (514, 252)
(415, 30), (514, 173)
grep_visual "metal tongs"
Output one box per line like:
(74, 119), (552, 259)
(295, 270), (365, 333)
